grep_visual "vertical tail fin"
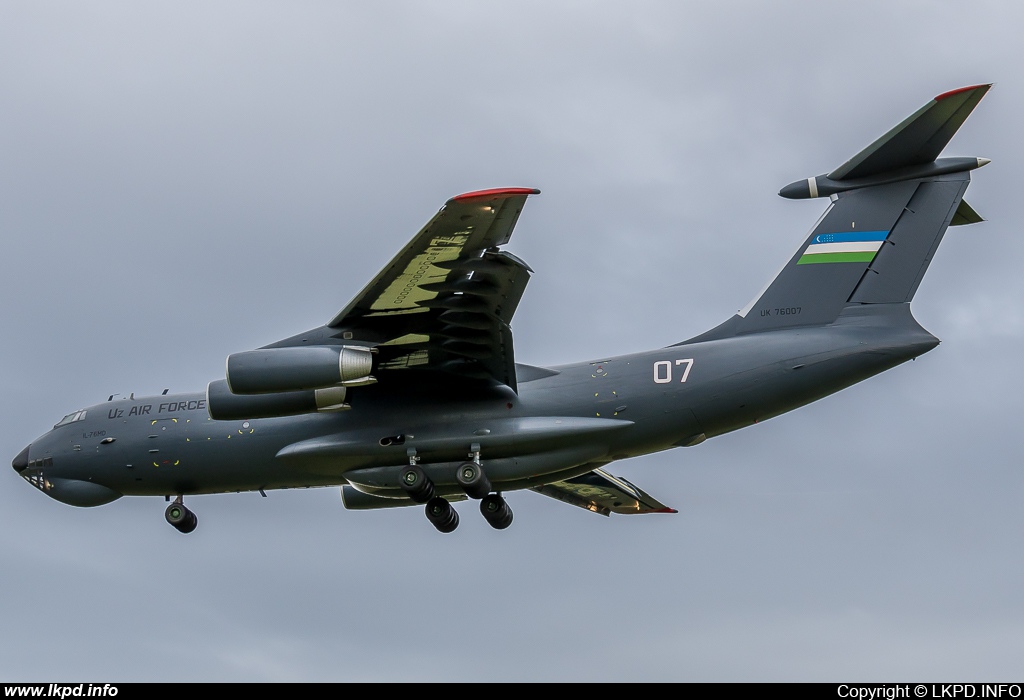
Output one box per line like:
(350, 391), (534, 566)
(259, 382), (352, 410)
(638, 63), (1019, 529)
(690, 85), (991, 342)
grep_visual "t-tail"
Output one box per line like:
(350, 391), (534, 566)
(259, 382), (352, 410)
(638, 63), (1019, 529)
(690, 84), (991, 342)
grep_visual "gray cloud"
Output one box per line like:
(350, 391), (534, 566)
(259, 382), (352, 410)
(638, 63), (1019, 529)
(2, 1), (1022, 681)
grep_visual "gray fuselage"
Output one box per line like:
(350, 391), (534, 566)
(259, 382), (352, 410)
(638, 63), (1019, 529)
(16, 303), (937, 507)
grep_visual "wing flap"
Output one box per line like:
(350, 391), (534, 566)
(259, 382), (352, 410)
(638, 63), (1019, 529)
(329, 188), (538, 324)
(326, 188), (539, 391)
(533, 468), (677, 516)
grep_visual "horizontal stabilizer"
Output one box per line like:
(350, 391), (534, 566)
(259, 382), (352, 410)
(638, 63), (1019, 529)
(950, 198), (984, 226)
(829, 84), (991, 181)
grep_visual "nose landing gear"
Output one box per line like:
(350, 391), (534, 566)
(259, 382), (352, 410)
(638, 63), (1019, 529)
(165, 497), (197, 534)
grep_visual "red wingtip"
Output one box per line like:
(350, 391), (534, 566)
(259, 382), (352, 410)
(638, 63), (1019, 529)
(934, 84), (991, 102)
(654, 508), (679, 514)
(450, 187), (540, 203)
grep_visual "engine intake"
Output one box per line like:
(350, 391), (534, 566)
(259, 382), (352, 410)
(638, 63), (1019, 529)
(225, 346), (374, 395)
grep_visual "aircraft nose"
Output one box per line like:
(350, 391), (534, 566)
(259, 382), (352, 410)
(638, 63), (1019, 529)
(12, 445), (29, 473)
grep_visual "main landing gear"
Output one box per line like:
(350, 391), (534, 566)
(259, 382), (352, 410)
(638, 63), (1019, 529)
(398, 446), (513, 533)
(425, 496), (459, 533)
(165, 496), (197, 534)
(480, 493), (513, 530)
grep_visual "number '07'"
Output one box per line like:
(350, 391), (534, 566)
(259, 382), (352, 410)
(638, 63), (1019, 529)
(653, 359), (694, 384)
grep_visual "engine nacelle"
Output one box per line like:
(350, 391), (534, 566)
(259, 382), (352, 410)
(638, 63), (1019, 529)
(225, 346), (374, 395)
(206, 379), (349, 420)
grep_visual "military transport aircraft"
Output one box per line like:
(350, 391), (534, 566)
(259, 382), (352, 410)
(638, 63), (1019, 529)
(13, 85), (992, 533)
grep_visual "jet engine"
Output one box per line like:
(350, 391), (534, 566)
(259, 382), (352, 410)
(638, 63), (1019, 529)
(206, 379), (349, 420)
(225, 346), (374, 394)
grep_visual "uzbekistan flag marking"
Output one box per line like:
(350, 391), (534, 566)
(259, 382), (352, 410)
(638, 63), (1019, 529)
(797, 230), (889, 265)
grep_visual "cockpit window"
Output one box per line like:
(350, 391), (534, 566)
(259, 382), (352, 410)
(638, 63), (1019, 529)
(54, 410), (87, 428)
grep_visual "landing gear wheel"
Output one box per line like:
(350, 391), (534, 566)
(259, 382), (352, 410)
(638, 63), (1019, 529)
(399, 465), (435, 503)
(480, 494), (513, 530)
(165, 502), (198, 534)
(456, 461), (491, 500)
(425, 497), (459, 533)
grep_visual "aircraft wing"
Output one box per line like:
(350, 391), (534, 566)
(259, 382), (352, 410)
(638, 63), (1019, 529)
(533, 468), (678, 516)
(326, 187), (540, 392)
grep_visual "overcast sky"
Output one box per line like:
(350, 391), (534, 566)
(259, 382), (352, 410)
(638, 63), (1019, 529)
(3, 1), (1023, 681)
